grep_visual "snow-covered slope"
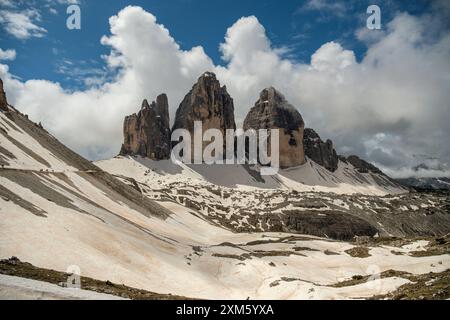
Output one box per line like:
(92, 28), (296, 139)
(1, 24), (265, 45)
(0, 275), (127, 300)
(1, 107), (449, 300)
(96, 156), (450, 239)
(96, 155), (405, 196)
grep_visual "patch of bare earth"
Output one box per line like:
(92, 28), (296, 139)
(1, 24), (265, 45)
(345, 247), (371, 258)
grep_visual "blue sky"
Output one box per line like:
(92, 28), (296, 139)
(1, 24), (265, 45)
(1, 0), (433, 90)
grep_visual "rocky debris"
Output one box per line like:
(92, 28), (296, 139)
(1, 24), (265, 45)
(340, 155), (383, 175)
(283, 211), (379, 241)
(339, 155), (405, 190)
(120, 94), (171, 160)
(371, 269), (450, 300)
(172, 72), (236, 158)
(0, 78), (8, 112)
(115, 167), (450, 240)
(344, 246), (371, 258)
(303, 128), (338, 172)
(243, 87), (306, 168)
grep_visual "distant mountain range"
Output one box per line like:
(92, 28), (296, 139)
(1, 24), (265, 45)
(396, 177), (450, 191)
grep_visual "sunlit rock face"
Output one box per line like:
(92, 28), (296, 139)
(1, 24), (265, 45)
(120, 94), (171, 160)
(243, 87), (306, 168)
(172, 72), (236, 159)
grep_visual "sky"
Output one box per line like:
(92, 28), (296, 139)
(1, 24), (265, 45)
(0, 0), (449, 178)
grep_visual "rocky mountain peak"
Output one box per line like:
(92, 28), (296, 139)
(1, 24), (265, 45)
(303, 128), (339, 172)
(243, 87), (306, 168)
(259, 87), (284, 105)
(339, 155), (383, 175)
(141, 99), (150, 109)
(172, 71), (236, 157)
(246, 87), (305, 132)
(155, 93), (169, 114)
(0, 78), (8, 112)
(120, 94), (171, 160)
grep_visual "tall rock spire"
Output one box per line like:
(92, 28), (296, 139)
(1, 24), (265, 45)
(243, 87), (306, 168)
(120, 94), (171, 160)
(0, 78), (8, 112)
(172, 72), (236, 158)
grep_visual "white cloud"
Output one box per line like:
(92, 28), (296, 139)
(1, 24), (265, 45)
(310, 42), (356, 72)
(215, 12), (450, 177)
(43, 0), (79, 14)
(1, 6), (212, 160)
(0, 48), (16, 60)
(47, 0), (80, 4)
(301, 0), (346, 16)
(0, 0), (16, 8)
(0, 8), (47, 39)
(1, 6), (449, 177)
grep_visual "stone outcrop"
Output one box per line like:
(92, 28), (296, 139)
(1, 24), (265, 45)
(284, 210), (378, 241)
(303, 128), (338, 172)
(120, 94), (171, 160)
(339, 155), (383, 175)
(0, 78), (8, 112)
(243, 87), (306, 168)
(172, 72), (236, 158)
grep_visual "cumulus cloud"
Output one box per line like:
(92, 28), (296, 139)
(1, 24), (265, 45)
(215, 12), (450, 178)
(310, 42), (356, 72)
(0, 5), (449, 177)
(1, 6), (212, 159)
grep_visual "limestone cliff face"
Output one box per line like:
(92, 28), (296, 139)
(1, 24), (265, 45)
(120, 94), (171, 160)
(303, 128), (339, 172)
(243, 87), (306, 168)
(172, 72), (236, 158)
(0, 78), (8, 112)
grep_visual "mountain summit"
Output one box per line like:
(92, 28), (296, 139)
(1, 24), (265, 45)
(120, 94), (171, 160)
(172, 72), (236, 157)
(243, 87), (306, 168)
